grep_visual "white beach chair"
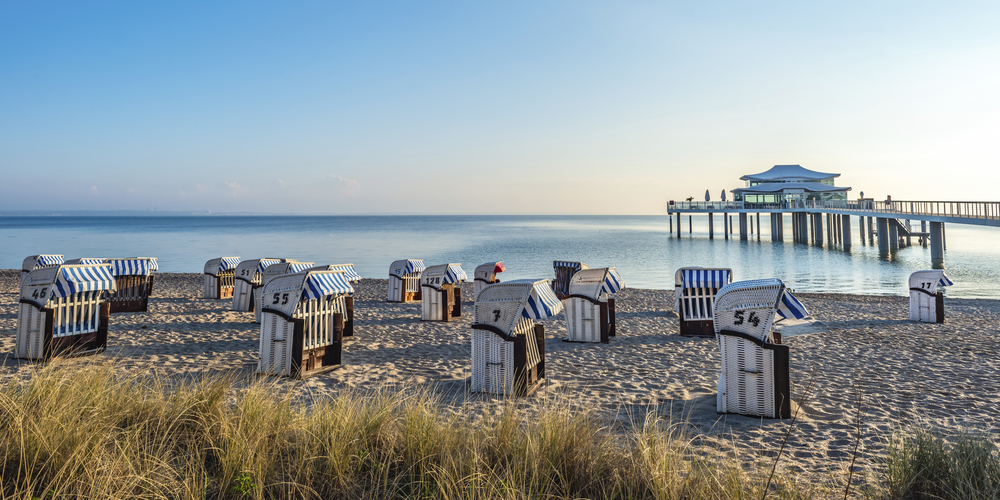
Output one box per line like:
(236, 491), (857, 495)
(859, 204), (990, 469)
(254, 261), (315, 323)
(713, 278), (808, 419)
(309, 264), (362, 336)
(909, 270), (953, 323)
(563, 267), (624, 343)
(21, 255), (64, 285)
(104, 258), (158, 313)
(17, 263), (117, 360)
(388, 259), (425, 303)
(471, 279), (563, 396)
(474, 262), (506, 301)
(203, 257), (241, 299)
(257, 270), (354, 379)
(552, 261), (589, 297)
(232, 258), (289, 312)
(421, 263), (468, 321)
(675, 267), (734, 337)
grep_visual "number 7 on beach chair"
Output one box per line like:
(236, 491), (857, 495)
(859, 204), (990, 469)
(675, 267), (733, 337)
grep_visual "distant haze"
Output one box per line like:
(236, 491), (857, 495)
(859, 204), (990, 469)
(2, 1), (997, 214)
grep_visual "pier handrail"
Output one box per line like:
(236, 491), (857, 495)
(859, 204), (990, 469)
(668, 200), (1000, 220)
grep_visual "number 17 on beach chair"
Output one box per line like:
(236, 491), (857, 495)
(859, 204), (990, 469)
(713, 278), (807, 419)
(675, 267), (733, 337)
(204, 257), (240, 299)
(909, 270), (953, 323)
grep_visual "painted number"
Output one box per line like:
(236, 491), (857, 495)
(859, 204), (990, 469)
(921, 282), (933, 289)
(425, 277), (442, 285)
(733, 310), (761, 327)
(31, 287), (47, 299)
(272, 292), (290, 305)
(493, 310), (501, 321)
(241, 269), (251, 276)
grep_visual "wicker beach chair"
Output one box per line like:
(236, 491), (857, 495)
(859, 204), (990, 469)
(471, 279), (563, 396)
(232, 258), (290, 312)
(21, 255), (64, 285)
(203, 257), (240, 299)
(254, 261), (315, 323)
(421, 263), (468, 321)
(563, 267), (624, 343)
(63, 258), (107, 266)
(552, 261), (589, 298)
(909, 270), (953, 323)
(675, 267), (734, 337)
(104, 258), (158, 313)
(17, 263), (117, 360)
(388, 259), (425, 303)
(257, 270), (354, 379)
(713, 278), (808, 419)
(309, 264), (362, 336)
(474, 262), (506, 301)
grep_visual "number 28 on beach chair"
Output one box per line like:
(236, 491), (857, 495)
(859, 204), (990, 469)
(105, 258), (158, 313)
(713, 278), (808, 419)
(21, 255), (64, 285)
(257, 270), (354, 379)
(909, 270), (953, 323)
(474, 261), (506, 301)
(254, 262), (315, 323)
(388, 259), (425, 302)
(421, 264), (467, 321)
(204, 257), (240, 299)
(675, 267), (733, 337)
(16, 263), (117, 360)
(551, 261), (588, 298)
(471, 279), (563, 396)
(309, 264), (362, 337)
(232, 258), (289, 312)
(563, 267), (624, 343)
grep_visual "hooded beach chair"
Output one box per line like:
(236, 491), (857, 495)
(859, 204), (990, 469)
(388, 259), (425, 302)
(471, 279), (563, 396)
(474, 262), (506, 301)
(552, 261), (589, 298)
(713, 278), (808, 419)
(63, 258), (106, 266)
(257, 270), (354, 379)
(232, 258), (290, 312)
(309, 264), (362, 336)
(16, 263), (117, 360)
(254, 261), (316, 323)
(104, 258), (158, 313)
(909, 270), (953, 323)
(204, 257), (241, 299)
(21, 255), (64, 285)
(421, 263), (468, 321)
(675, 267), (734, 337)
(563, 267), (624, 343)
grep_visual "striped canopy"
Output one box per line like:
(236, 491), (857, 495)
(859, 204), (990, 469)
(445, 264), (468, 284)
(53, 264), (117, 298)
(218, 257), (240, 272)
(775, 290), (808, 320)
(107, 258), (155, 276)
(288, 262), (314, 274)
(521, 280), (564, 319)
(257, 259), (284, 274)
(35, 255), (65, 268)
(302, 271), (355, 301)
(938, 273), (954, 287)
(329, 264), (362, 282)
(681, 269), (731, 289)
(601, 269), (625, 294)
(406, 260), (426, 274)
(146, 258), (159, 271)
(71, 258), (106, 266)
(553, 261), (584, 270)
(390, 259), (425, 278)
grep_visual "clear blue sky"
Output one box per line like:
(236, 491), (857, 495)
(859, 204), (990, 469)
(2, 1), (998, 214)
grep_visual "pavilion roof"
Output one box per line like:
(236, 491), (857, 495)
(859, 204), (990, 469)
(740, 164), (840, 182)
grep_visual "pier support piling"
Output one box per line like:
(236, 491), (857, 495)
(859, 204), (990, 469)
(842, 214), (852, 251)
(739, 213), (748, 241)
(688, 216), (692, 235)
(676, 213), (681, 238)
(867, 217), (875, 246)
(859, 216), (865, 245)
(930, 221), (945, 268)
(813, 214), (824, 247)
(889, 221), (899, 252)
(757, 213), (761, 241)
(708, 213), (714, 239)
(724, 212), (729, 240)
(877, 218), (890, 256)
(921, 220), (927, 247)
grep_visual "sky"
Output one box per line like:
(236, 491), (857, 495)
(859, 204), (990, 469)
(2, 1), (998, 214)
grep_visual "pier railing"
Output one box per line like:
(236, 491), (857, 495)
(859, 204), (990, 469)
(668, 200), (1000, 221)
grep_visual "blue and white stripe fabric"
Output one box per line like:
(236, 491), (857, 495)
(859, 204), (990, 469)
(75, 258), (106, 266)
(405, 260), (426, 274)
(522, 281), (564, 319)
(219, 257), (241, 272)
(938, 273), (954, 287)
(302, 272), (355, 300)
(330, 264), (362, 282)
(53, 265), (116, 298)
(775, 290), (808, 320)
(288, 263), (314, 274)
(147, 258), (159, 271)
(601, 269), (625, 294)
(257, 259), (283, 274)
(107, 258), (154, 276)
(444, 264), (468, 284)
(681, 269), (731, 289)
(553, 261), (583, 271)
(37, 255), (65, 268)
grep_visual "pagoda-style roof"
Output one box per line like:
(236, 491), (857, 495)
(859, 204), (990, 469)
(740, 164), (840, 182)
(732, 182), (851, 195)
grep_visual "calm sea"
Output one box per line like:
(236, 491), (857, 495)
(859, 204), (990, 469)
(1, 215), (998, 298)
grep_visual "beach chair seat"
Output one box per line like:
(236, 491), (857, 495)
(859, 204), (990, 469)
(471, 279), (563, 396)
(552, 261), (588, 298)
(309, 264), (361, 336)
(232, 258), (290, 312)
(16, 263), (117, 360)
(421, 264), (467, 321)
(203, 257), (240, 299)
(474, 261), (506, 301)
(562, 267), (624, 343)
(21, 255), (64, 285)
(257, 270), (354, 379)
(253, 261), (315, 323)
(104, 258), (158, 313)
(713, 278), (807, 419)
(388, 259), (425, 302)
(675, 267), (733, 337)
(909, 270), (953, 323)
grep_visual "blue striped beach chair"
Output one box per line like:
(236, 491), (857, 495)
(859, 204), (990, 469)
(388, 259), (425, 302)
(17, 263), (118, 360)
(309, 264), (362, 336)
(421, 263), (468, 321)
(204, 257), (241, 299)
(563, 267), (624, 343)
(257, 270), (354, 379)
(675, 267), (734, 337)
(713, 278), (808, 419)
(471, 279), (563, 396)
(909, 270), (953, 323)
(232, 258), (291, 312)
(104, 258), (158, 313)
(552, 261), (589, 298)
(21, 255), (64, 285)
(254, 261), (315, 323)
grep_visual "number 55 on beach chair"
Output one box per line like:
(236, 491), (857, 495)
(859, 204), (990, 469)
(675, 267), (733, 337)
(257, 270), (354, 379)
(909, 270), (953, 323)
(713, 278), (807, 419)
(254, 261), (315, 323)
(471, 279), (563, 396)
(203, 257), (240, 299)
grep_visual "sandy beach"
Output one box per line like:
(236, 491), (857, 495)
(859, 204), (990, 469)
(1, 269), (998, 483)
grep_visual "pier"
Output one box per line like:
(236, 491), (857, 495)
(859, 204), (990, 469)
(667, 199), (1000, 268)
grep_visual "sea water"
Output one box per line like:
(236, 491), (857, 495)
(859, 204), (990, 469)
(1, 215), (998, 298)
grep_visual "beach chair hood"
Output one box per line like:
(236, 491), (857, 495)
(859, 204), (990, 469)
(475, 279), (563, 335)
(106, 258), (156, 277)
(234, 258), (287, 283)
(567, 268), (624, 300)
(553, 261), (588, 272)
(204, 257), (241, 276)
(64, 258), (106, 266)
(390, 259), (425, 278)
(259, 270), (353, 320)
(475, 262), (506, 281)
(20, 264), (117, 309)
(714, 278), (807, 341)
(327, 264), (362, 282)
(23, 255), (64, 272)
(676, 268), (733, 288)
(422, 264), (468, 290)
(909, 270), (953, 295)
